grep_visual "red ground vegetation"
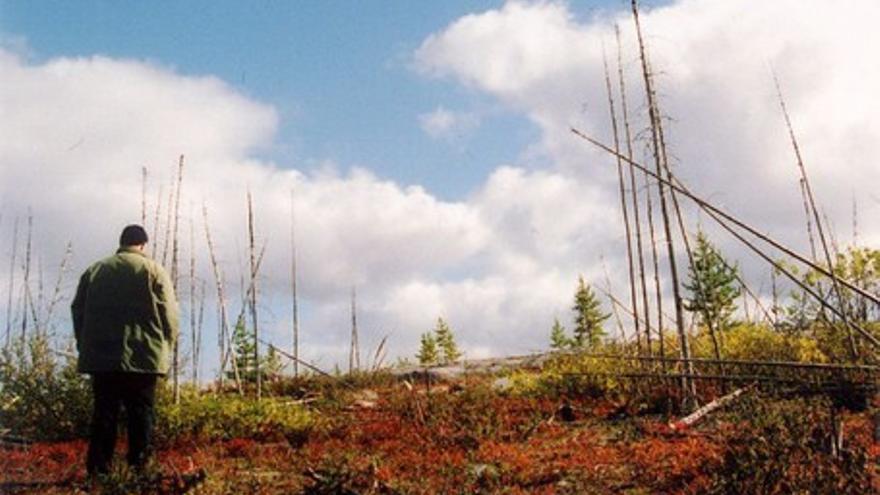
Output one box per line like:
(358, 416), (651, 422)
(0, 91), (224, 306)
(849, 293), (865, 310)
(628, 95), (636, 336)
(2, 384), (877, 494)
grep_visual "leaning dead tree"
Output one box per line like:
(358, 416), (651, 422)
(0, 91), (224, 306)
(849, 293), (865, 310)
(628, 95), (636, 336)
(203, 204), (243, 395)
(775, 75), (859, 360)
(569, 129), (880, 353)
(602, 42), (641, 351)
(615, 24), (653, 356)
(631, 0), (696, 404)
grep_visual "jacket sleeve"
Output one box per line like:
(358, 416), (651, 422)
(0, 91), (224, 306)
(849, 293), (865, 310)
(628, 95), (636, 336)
(70, 270), (90, 350)
(154, 267), (180, 345)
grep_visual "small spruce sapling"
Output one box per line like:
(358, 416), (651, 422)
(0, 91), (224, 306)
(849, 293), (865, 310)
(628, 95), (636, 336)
(417, 332), (439, 366)
(549, 317), (572, 350)
(572, 276), (610, 348)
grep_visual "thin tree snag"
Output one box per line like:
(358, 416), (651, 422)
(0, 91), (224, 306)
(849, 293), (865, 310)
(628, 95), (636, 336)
(602, 256), (628, 343)
(290, 189), (300, 377)
(603, 43), (641, 352)
(151, 184), (163, 260)
(20, 211), (33, 340)
(203, 204), (240, 394)
(170, 155), (184, 403)
(570, 128), (880, 306)
(141, 166), (148, 227)
(670, 386), (749, 431)
(774, 75), (858, 359)
(630, 0), (696, 405)
(616, 23), (652, 356)
(569, 128), (880, 351)
(349, 286), (360, 373)
(246, 189), (261, 400)
(5, 216), (18, 348)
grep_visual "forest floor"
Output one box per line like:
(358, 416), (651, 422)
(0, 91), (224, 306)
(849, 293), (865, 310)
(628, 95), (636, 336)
(2, 371), (879, 494)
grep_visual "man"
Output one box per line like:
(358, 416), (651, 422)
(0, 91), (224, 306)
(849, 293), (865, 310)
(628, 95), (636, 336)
(71, 224), (178, 475)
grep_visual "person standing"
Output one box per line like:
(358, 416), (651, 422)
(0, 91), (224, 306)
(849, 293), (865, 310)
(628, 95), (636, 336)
(71, 224), (178, 475)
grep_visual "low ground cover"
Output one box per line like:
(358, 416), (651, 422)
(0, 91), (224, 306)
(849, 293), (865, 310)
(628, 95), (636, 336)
(2, 369), (877, 494)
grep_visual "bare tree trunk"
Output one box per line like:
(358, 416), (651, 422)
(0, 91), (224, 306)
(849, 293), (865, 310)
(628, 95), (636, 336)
(643, 173), (664, 361)
(43, 242), (73, 334)
(203, 205), (241, 393)
(349, 286), (360, 373)
(20, 211), (32, 341)
(290, 190), (300, 377)
(247, 190), (261, 399)
(602, 43), (640, 352)
(141, 166), (148, 227)
(5, 216), (18, 348)
(189, 213), (197, 386)
(151, 184), (163, 260)
(774, 76), (858, 360)
(569, 128), (880, 350)
(170, 155), (185, 403)
(616, 24), (653, 356)
(631, 0), (696, 406)
(195, 281), (205, 386)
(602, 257), (627, 343)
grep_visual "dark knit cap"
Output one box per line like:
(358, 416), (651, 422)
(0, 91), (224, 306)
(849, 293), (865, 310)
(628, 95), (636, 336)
(119, 224), (149, 246)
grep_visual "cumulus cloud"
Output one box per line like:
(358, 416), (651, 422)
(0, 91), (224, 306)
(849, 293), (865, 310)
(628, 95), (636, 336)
(4, 0), (880, 372)
(416, 0), (880, 296)
(418, 106), (480, 140)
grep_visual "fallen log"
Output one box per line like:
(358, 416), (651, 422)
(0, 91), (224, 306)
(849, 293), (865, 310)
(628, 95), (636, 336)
(670, 386), (750, 431)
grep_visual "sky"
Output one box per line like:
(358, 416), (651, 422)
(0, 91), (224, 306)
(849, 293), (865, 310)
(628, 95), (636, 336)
(1, 0), (878, 375)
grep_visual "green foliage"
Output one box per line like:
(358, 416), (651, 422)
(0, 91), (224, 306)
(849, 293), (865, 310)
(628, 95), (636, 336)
(0, 335), (91, 441)
(417, 318), (461, 365)
(683, 231), (741, 331)
(572, 276), (609, 348)
(155, 389), (313, 446)
(228, 320), (283, 382)
(549, 317), (572, 350)
(709, 396), (872, 494)
(417, 332), (439, 365)
(779, 247), (880, 349)
(434, 317), (461, 364)
(690, 322), (829, 363)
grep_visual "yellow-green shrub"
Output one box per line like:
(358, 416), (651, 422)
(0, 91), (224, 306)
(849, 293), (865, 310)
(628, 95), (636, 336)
(155, 390), (312, 446)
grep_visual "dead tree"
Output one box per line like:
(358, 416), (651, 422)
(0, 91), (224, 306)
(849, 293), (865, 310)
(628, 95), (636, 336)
(775, 76), (858, 359)
(141, 166), (148, 227)
(5, 216), (18, 348)
(20, 211), (32, 340)
(203, 204), (242, 394)
(616, 24), (653, 356)
(170, 155), (185, 403)
(247, 190), (261, 399)
(290, 189), (300, 377)
(569, 128), (880, 351)
(349, 286), (360, 373)
(602, 43), (641, 351)
(630, 0), (696, 404)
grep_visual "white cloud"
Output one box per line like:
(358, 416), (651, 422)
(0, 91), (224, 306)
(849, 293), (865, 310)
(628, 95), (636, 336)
(416, 0), (880, 298)
(418, 106), (480, 139)
(5, 0), (880, 372)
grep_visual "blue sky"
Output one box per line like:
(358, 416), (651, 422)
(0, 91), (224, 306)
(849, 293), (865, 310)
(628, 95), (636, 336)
(2, 0), (622, 199)
(1, 0), (876, 370)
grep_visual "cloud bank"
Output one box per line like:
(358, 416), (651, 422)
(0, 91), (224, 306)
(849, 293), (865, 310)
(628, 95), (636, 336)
(2, 0), (879, 372)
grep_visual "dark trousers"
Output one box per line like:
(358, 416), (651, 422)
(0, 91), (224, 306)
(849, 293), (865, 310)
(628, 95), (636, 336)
(86, 372), (159, 475)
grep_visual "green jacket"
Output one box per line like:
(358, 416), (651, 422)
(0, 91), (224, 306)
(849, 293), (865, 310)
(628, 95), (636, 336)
(71, 246), (179, 374)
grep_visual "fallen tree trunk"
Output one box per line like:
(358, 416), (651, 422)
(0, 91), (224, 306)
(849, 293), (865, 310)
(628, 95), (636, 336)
(670, 387), (750, 430)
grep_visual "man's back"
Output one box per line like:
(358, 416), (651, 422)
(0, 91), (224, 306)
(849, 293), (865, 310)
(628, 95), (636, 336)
(72, 246), (178, 374)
